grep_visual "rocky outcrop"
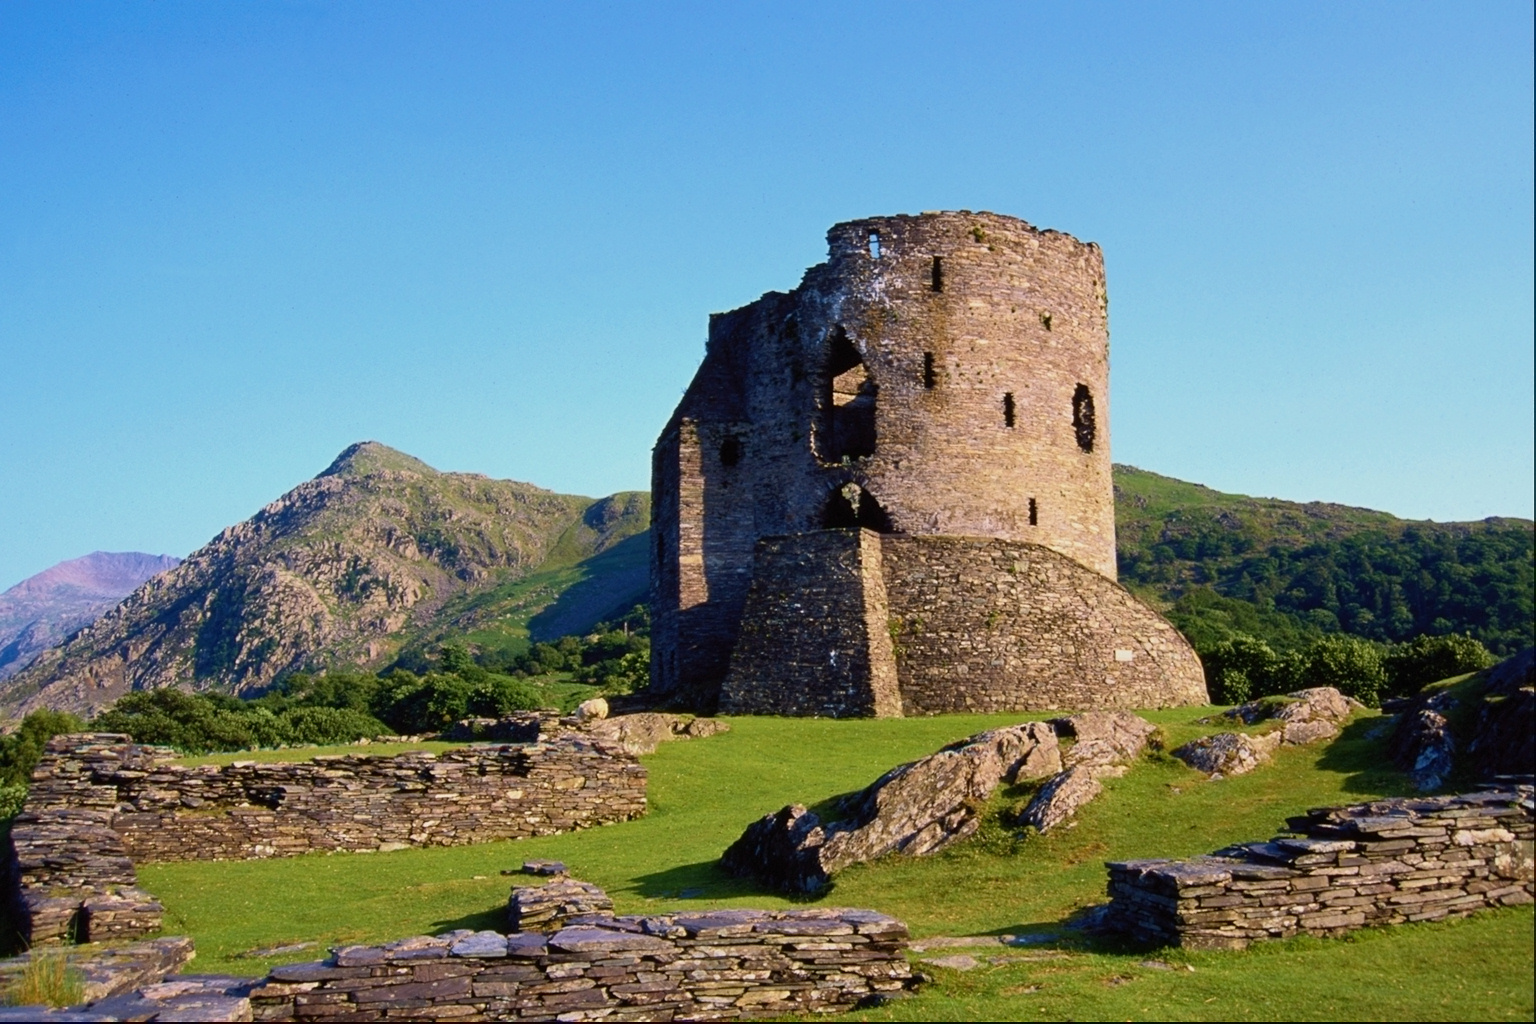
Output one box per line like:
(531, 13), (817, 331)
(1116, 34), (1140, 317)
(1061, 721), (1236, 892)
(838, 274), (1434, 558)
(1172, 731), (1282, 778)
(1390, 649), (1535, 791)
(3, 442), (650, 717)
(1015, 711), (1158, 829)
(1106, 785), (1535, 949)
(1222, 687), (1357, 745)
(1174, 687), (1357, 778)
(724, 721), (1061, 891)
(1471, 648), (1535, 780)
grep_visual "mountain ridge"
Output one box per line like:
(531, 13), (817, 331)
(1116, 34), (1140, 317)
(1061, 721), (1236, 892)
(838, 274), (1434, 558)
(1, 442), (650, 716)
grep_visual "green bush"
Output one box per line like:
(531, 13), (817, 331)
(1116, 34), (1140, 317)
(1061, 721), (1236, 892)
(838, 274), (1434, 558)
(0, 709), (85, 793)
(1383, 633), (1495, 698)
(1299, 634), (1388, 706)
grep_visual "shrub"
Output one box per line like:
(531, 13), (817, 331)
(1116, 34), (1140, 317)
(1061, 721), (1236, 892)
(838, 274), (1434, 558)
(1383, 633), (1496, 698)
(1199, 635), (1279, 704)
(1299, 635), (1388, 706)
(0, 709), (84, 790)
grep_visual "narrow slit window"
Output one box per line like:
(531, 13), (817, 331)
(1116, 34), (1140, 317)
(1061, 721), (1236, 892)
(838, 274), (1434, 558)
(923, 352), (936, 389)
(868, 231), (881, 259)
(931, 256), (944, 292)
(1028, 498), (1038, 526)
(1003, 392), (1016, 428)
(1072, 384), (1097, 453)
(1040, 311), (1052, 331)
(719, 435), (742, 467)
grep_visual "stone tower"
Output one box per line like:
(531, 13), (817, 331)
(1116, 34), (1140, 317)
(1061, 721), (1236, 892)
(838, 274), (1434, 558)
(651, 211), (1206, 716)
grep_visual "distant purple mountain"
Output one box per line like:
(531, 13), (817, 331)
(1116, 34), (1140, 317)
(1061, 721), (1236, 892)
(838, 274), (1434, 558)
(0, 552), (181, 681)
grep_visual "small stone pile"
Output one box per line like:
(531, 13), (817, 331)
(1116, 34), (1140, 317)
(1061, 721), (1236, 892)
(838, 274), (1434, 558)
(1175, 687), (1357, 777)
(725, 713), (1157, 891)
(507, 862), (614, 932)
(1104, 785), (1534, 949)
(574, 709), (731, 756)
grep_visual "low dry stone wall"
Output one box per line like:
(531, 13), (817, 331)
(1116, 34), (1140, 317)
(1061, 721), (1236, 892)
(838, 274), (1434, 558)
(4, 732), (647, 945)
(1105, 786), (1535, 949)
(242, 906), (914, 1021)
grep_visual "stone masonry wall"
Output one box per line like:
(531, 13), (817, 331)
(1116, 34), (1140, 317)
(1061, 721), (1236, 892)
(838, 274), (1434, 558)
(22, 733), (646, 863)
(244, 908), (915, 1022)
(721, 530), (901, 717)
(721, 530), (1205, 716)
(883, 535), (1207, 712)
(1105, 786), (1535, 949)
(652, 211), (1119, 702)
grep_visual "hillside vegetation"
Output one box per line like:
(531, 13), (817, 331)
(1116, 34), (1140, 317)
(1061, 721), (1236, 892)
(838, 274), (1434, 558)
(1114, 466), (1534, 656)
(0, 443), (649, 717)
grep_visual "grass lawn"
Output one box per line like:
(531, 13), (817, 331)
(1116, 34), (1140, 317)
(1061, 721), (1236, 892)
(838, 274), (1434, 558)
(138, 708), (1535, 1020)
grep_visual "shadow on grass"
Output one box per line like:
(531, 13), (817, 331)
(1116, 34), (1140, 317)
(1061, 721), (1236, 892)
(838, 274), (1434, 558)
(1314, 716), (1416, 797)
(629, 860), (829, 904)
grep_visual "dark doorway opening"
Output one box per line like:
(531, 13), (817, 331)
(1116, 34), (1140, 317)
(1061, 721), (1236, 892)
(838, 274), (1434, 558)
(822, 483), (896, 533)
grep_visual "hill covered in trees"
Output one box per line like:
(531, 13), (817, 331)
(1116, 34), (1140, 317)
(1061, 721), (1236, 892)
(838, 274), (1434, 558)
(1113, 466), (1533, 656)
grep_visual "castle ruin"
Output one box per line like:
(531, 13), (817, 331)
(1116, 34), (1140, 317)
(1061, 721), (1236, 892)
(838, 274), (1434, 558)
(650, 211), (1207, 716)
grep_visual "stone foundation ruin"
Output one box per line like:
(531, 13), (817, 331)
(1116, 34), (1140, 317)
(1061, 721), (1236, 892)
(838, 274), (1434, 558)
(650, 211), (1207, 715)
(1104, 785), (1535, 949)
(3, 733), (647, 945)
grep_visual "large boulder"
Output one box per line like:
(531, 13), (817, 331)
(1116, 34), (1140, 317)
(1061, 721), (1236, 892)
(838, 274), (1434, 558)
(1054, 711), (1157, 770)
(1018, 766), (1101, 832)
(722, 721), (1060, 891)
(1173, 731), (1282, 777)
(578, 713), (730, 755)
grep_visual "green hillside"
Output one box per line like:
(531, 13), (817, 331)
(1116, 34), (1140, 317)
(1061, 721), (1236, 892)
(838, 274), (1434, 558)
(1113, 466), (1535, 655)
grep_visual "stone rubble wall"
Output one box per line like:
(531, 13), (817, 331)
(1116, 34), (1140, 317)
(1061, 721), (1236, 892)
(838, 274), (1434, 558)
(4, 732), (647, 945)
(722, 530), (1207, 717)
(242, 907), (914, 1022)
(1105, 786), (1535, 950)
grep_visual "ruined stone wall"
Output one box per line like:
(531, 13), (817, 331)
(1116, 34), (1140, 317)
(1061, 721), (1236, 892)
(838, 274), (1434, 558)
(652, 211), (1120, 701)
(882, 535), (1206, 712)
(244, 909), (914, 1021)
(720, 530), (900, 717)
(1105, 786), (1535, 950)
(720, 530), (1205, 716)
(17, 733), (646, 863)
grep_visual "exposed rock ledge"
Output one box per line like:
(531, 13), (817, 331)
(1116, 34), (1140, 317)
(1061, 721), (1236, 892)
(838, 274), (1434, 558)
(723, 712), (1156, 892)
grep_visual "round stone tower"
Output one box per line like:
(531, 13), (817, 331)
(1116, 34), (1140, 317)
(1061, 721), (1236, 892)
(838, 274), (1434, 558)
(791, 210), (1115, 577)
(651, 211), (1206, 713)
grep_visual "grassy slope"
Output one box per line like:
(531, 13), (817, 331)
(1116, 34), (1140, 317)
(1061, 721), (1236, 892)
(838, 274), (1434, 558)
(139, 711), (1533, 1020)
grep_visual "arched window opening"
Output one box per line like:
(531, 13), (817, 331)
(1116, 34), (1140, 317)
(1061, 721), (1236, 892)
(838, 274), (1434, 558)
(1072, 384), (1097, 453)
(817, 327), (876, 461)
(822, 483), (896, 533)
(719, 434), (742, 467)
(1003, 392), (1016, 428)
(931, 256), (944, 292)
(922, 352), (937, 390)
(868, 231), (882, 259)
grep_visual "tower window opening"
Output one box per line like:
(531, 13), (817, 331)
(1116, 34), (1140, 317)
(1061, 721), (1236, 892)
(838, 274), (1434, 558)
(1029, 498), (1038, 526)
(931, 256), (944, 292)
(816, 327), (876, 461)
(922, 352), (936, 389)
(1072, 384), (1097, 453)
(719, 434), (742, 467)
(868, 231), (881, 259)
(1040, 311), (1053, 331)
(1003, 392), (1016, 428)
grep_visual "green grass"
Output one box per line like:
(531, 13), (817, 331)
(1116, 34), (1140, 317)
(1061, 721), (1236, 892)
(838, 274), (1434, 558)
(137, 708), (1533, 1019)
(172, 741), (470, 766)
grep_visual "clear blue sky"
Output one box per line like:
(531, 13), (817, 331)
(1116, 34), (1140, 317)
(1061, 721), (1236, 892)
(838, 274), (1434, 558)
(1, 1), (1532, 590)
